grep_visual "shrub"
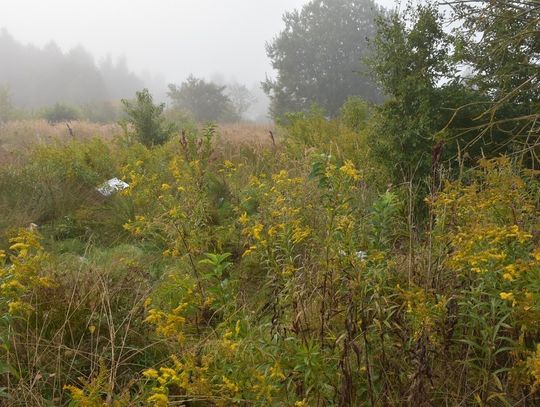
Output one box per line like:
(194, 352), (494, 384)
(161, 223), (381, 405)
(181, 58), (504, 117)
(121, 88), (174, 147)
(41, 102), (81, 123)
(340, 96), (371, 132)
(167, 76), (240, 123)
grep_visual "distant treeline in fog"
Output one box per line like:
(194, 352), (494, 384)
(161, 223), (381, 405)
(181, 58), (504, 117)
(0, 29), (143, 109)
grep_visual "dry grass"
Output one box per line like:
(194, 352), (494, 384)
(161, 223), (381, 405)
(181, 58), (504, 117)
(0, 120), (121, 164)
(0, 120), (276, 165)
(217, 122), (275, 145)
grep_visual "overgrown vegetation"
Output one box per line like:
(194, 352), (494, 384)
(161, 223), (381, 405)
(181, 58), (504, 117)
(167, 76), (240, 123)
(0, 0), (539, 405)
(263, 0), (383, 117)
(121, 89), (174, 147)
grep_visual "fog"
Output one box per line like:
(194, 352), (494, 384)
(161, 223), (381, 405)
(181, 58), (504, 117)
(0, 0), (397, 119)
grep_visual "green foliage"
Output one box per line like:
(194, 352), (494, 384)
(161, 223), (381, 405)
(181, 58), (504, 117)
(199, 252), (235, 311)
(80, 100), (124, 123)
(167, 75), (239, 123)
(340, 96), (371, 132)
(369, 190), (401, 250)
(42, 102), (81, 123)
(121, 89), (174, 147)
(263, 0), (383, 118)
(451, 0), (540, 157)
(0, 86), (15, 123)
(2, 120), (540, 406)
(367, 4), (455, 183)
(1, 3), (540, 406)
(162, 107), (198, 135)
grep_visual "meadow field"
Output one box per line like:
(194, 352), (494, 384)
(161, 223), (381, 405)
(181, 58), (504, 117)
(0, 110), (539, 406)
(0, 0), (538, 405)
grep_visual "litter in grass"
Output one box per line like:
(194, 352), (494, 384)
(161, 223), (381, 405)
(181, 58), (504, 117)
(339, 250), (368, 261)
(96, 177), (129, 196)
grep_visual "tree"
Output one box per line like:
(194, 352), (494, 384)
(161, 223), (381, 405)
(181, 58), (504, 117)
(167, 76), (239, 123)
(0, 29), (144, 110)
(367, 4), (449, 183)
(226, 82), (256, 119)
(340, 96), (371, 132)
(122, 89), (174, 147)
(367, 4), (474, 184)
(42, 103), (81, 123)
(447, 0), (540, 161)
(263, 0), (384, 118)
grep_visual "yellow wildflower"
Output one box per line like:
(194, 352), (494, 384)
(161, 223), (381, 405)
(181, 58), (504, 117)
(527, 344), (540, 387)
(243, 245), (257, 257)
(222, 376), (240, 395)
(339, 160), (361, 181)
(269, 362), (286, 380)
(8, 300), (33, 315)
(147, 392), (168, 407)
(63, 385), (85, 400)
(143, 368), (159, 379)
(292, 225), (311, 244)
(252, 223), (264, 240)
(499, 292), (514, 301)
(239, 212), (249, 225)
(1, 280), (25, 291)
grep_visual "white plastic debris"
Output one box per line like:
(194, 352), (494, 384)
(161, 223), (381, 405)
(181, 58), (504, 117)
(338, 250), (368, 261)
(96, 177), (129, 196)
(356, 251), (367, 261)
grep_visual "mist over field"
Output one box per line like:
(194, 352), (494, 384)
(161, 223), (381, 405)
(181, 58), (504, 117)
(0, 1), (539, 405)
(0, 0), (394, 120)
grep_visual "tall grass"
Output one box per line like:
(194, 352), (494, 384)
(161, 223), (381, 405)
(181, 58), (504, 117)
(0, 117), (539, 406)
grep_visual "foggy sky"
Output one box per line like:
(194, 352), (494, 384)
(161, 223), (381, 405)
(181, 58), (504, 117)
(0, 0), (397, 86)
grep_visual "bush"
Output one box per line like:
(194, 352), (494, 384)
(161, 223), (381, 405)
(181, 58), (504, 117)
(80, 100), (124, 123)
(2, 110), (540, 406)
(167, 76), (240, 123)
(41, 102), (81, 123)
(163, 107), (198, 136)
(340, 96), (371, 132)
(121, 88), (174, 147)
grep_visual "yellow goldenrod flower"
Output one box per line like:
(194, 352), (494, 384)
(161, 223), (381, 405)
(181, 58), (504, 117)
(527, 344), (540, 386)
(243, 245), (257, 257)
(1, 279), (25, 291)
(222, 376), (240, 395)
(269, 362), (286, 380)
(239, 212), (249, 225)
(147, 392), (168, 407)
(339, 160), (361, 181)
(252, 223), (264, 240)
(63, 385), (85, 400)
(8, 300), (33, 315)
